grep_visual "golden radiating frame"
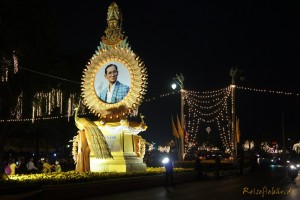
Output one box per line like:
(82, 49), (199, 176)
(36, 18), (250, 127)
(81, 47), (147, 119)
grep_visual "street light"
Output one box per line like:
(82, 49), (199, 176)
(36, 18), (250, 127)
(171, 83), (177, 90)
(172, 73), (185, 161)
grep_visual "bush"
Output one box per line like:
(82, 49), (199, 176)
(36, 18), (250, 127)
(0, 167), (194, 187)
(174, 160), (239, 173)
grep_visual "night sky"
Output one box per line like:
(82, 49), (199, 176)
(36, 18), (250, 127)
(28, 1), (300, 146)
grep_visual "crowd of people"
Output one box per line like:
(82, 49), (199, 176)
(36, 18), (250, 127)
(1, 156), (64, 175)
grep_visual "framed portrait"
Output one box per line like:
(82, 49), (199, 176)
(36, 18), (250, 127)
(81, 47), (147, 118)
(94, 62), (131, 104)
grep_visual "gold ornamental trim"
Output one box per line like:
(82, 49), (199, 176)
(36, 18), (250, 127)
(101, 2), (124, 46)
(81, 46), (147, 119)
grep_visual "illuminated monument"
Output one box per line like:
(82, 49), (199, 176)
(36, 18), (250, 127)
(73, 2), (148, 172)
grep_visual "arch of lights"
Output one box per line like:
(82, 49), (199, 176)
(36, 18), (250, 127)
(185, 86), (232, 151)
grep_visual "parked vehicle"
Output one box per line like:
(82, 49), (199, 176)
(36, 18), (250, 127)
(196, 150), (232, 161)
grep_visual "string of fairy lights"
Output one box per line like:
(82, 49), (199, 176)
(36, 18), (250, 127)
(216, 102), (232, 151)
(2, 54), (300, 150)
(1, 54), (86, 123)
(0, 88), (87, 123)
(236, 86), (300, 96)
(185, 87), (232, 150)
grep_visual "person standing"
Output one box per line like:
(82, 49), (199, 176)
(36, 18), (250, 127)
(238, 150), (245, 175)
(42, 158), (52, 173)
(97, 64), (129, 103)
(194, 158), (203, 179)
(54, 161), (62, 173)
(215, 155), (221, 180)
(163, 158), (176, 187)
(27, 158), (39, 173)
(9, 158), (21, 175)
(4, 160), (11, 175)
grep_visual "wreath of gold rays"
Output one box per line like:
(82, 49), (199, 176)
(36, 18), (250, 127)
(81, 47), (148, 119)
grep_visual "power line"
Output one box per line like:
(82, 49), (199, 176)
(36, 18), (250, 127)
(20, 67), (80, 84)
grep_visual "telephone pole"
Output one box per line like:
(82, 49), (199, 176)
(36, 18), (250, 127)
(229, 67), (244, 160)
(173, 73), (186, 161)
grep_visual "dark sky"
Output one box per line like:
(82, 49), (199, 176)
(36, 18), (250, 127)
(48, 0), (300, 146)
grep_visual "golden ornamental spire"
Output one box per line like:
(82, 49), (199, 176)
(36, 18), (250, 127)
(81, 2), (147, 120)
(101, 2), (124, 45)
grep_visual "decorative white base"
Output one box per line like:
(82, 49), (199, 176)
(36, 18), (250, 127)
(90, 122), (147, 172)
(90, 152), (146, 172)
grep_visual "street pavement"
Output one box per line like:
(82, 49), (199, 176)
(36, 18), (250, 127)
(83, 166), (300, 200)
(1, 165), (300, 200)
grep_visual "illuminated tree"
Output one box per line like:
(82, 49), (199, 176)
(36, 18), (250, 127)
(293, 142), (300, 154)
(243, 140), (254, 151)
(0, 0), (63, 160)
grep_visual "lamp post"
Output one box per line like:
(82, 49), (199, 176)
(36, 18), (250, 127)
(172, 73), (185, 161)
(282, 112), (286, 162)
(229, 67), (244, 161)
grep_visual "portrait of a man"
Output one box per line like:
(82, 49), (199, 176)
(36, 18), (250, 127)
(95, 63), (130, 103)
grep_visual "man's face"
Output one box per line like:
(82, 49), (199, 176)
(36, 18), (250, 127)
(105, 65), (118, 84)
